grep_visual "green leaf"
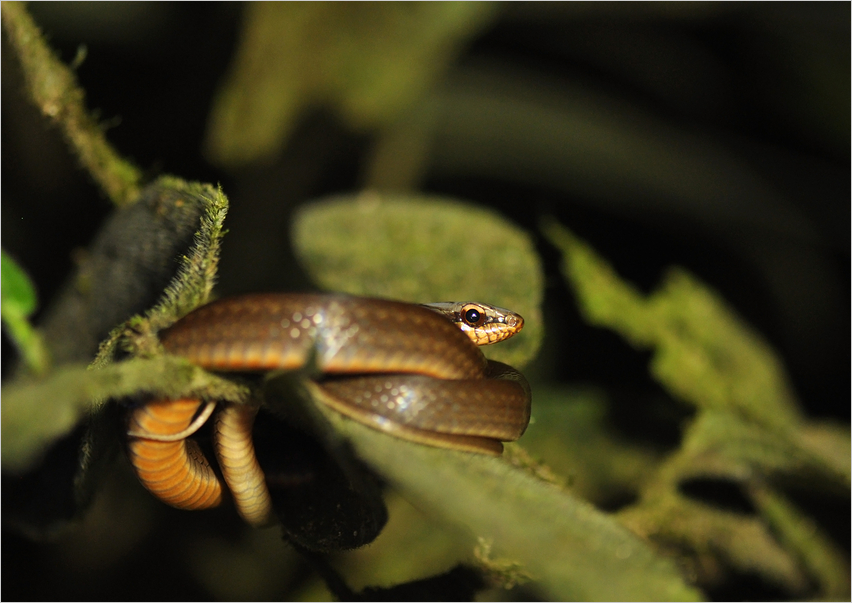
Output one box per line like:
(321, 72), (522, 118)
(1, 250), (49, 374)
(2, 250), (37, 316)
(333, 491), (479, 593)
(303, 381), (701, 601)
(293, 193), (543, 368)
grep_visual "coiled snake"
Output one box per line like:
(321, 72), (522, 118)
(126, 294), (531, 526)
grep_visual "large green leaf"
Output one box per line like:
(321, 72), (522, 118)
(518, 386), (662, 505)
(304, 381), (701, 601)
(292, 193), (543, 368)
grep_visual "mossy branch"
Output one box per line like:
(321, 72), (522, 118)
(1, 1), (142, 206)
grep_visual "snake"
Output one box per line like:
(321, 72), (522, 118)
(126, 294), (531, 526)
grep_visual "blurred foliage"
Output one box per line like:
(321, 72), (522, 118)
(3, 2), (848, 602)
(542, 219), (803, 430)
(543, 219), (849, 599)
(205, 2), (497, 167)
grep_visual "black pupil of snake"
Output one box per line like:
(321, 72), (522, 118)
(464, 308), (481, 325)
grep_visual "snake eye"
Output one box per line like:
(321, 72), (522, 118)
(462, 306), (484, 327)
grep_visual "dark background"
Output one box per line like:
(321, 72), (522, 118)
(2, 3), (848, 600)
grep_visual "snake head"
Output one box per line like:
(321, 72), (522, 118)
(419, 301), (524, 345)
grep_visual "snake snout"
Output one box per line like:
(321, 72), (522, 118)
(506, 313), (523, 331)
